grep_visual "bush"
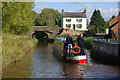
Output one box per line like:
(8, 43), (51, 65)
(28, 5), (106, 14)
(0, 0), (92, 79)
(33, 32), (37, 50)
(84, 37), (95, 49)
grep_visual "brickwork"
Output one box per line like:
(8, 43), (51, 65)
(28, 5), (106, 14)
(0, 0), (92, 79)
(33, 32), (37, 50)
(111, 22), (120, 38)
(109, 15), (120, 27)
(60, 28), (87, 36)
(33, 26), (61, 38)
(109, 15), (120, 38)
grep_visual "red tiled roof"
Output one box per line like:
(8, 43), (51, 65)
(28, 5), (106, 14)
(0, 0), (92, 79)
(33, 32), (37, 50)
(109, 14), (120, 38)
(109, 15), (120, 27)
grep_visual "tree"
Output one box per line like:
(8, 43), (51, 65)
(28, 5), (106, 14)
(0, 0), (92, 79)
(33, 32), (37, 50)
(35, 8), (61, 27)
(108, 15), (115, 22)
(32, 11), (40, 26)
(90, 9), (105, 33)
(2, 2), (34, 34)
(103, 15), (116, 33)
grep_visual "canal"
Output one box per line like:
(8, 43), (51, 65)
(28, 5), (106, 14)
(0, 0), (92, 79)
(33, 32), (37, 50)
(2, 41), (120, 78)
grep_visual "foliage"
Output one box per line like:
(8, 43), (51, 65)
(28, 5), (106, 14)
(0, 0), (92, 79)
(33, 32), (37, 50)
(110, 15), (115, 21)
(84, 37), (95, 49)
(35, 8), (61, 27)
(87, 25), (97, 36)
(103, 21), (109, 30)
(103, 15), (116, 33)
(2, 2), (34, 34)
(90, 9), (105, 33)
(32, 11), (40, 26)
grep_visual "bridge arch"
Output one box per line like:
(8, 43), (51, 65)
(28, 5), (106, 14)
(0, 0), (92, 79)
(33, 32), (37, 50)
(32, 31), (49, 41)
(33, 26), (62, 38)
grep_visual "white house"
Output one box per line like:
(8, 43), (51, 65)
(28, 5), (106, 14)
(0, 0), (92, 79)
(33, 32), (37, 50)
(61, 9), (88, 31)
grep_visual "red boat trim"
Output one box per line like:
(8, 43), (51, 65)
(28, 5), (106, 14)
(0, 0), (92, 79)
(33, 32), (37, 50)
(73, 59), (87, 64)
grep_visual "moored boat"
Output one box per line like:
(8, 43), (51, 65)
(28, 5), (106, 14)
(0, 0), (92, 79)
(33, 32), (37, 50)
(53, 37), (87, 64)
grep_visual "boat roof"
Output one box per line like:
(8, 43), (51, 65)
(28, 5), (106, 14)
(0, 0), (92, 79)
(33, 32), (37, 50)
(55, 37), (76, 43)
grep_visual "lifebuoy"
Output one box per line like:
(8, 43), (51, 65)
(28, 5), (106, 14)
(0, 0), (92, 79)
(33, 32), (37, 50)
(72, 46), (81, 54)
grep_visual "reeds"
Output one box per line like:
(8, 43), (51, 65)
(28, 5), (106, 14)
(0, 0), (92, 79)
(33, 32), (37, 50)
(2, 33), (37, 68)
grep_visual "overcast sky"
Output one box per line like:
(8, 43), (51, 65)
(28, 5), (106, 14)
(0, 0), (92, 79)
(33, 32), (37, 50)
(33, 2), (119, 23)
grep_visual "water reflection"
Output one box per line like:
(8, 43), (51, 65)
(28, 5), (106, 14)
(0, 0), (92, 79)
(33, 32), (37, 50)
(2, 49), (34, 78)
(62, 63), (85, 78)
(30, 41), (63, 78)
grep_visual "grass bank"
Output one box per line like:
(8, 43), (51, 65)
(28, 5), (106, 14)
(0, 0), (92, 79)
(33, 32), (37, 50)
(2, 33), (38, 68)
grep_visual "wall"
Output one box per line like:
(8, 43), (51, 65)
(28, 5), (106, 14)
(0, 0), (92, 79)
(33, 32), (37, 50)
(60, 28), (87, 36)
(62, 18), (88, 31)
(91, 40), (120, 63)
(92, 40), (119, 57)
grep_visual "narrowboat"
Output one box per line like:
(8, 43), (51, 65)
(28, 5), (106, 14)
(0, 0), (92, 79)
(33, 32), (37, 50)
(53, 37), (87, 64)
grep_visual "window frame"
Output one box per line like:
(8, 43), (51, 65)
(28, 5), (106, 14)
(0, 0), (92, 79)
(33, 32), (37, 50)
(66, 19), (71, 22)
(76, 19), (82, 22)
(76, 24), (82, 29)
(66, 24), (71, 28)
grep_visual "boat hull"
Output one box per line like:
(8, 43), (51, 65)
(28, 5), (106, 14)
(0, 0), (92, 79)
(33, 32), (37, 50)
(65, 55), (87, 64)
(53, 38), (87, 64)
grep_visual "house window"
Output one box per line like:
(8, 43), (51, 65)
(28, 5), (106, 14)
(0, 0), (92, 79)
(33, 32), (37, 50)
(76, 24), (82, 29)
(66, 19), (71, 22)
(66, 24), (71, 28)
(76, 19), (82, 22)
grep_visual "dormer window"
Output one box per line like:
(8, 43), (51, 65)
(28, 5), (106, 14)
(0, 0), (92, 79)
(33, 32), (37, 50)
(66, 19), (71, 22)
(76, 19), (82, 22)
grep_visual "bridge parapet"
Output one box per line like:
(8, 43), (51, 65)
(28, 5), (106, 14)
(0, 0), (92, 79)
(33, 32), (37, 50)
(33, 26), (62, 38)
(33, 26), (61, 32)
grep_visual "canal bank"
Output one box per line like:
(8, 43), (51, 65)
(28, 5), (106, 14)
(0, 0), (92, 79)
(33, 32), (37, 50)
(91, 40), (120, 64)
(2, 33), (38, 69)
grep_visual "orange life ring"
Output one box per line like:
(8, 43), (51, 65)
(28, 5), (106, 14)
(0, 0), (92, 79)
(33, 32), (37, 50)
(72, 46), (81, 54)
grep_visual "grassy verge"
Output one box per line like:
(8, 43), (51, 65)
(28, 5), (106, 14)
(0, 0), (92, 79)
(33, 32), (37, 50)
(2, 33), (38, 68)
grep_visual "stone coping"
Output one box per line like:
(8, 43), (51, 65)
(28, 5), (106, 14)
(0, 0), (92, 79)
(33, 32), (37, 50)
(93, 40), (120, 45)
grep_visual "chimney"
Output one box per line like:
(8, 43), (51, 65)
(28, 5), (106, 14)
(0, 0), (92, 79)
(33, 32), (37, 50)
(62, 9), (64, 13)
(84, 9), (86, 14)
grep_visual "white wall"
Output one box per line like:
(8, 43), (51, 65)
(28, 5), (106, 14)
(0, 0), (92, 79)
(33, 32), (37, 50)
(106, 28), (109, 34)
(62, 17), (88, 31)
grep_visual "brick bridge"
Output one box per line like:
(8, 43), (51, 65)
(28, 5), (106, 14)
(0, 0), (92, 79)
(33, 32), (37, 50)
(29, 26), (62, 40)
(29, 26), (86, 39)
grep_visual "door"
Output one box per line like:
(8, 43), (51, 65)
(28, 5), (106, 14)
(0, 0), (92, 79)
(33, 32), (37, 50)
(73, 24), (75, 30)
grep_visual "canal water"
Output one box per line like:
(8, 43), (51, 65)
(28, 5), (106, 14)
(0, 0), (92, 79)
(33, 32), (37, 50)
(2, 41), (120, 78)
